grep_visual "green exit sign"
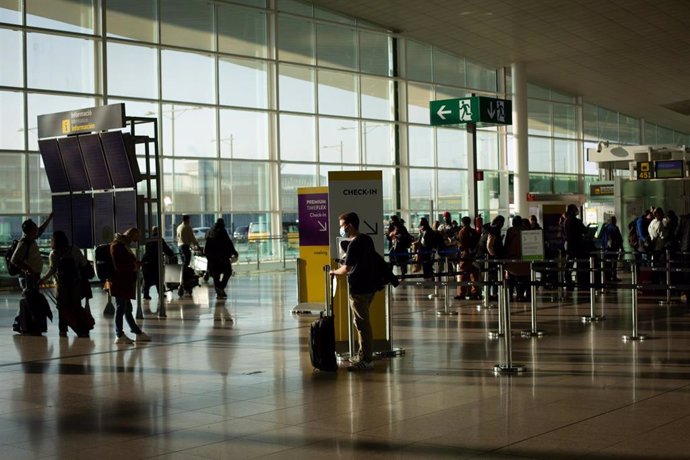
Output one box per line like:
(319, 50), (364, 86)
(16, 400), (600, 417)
(429, 96), (512, 126)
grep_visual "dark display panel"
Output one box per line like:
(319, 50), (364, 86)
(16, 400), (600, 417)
(93, 193), (115, 245)
(79, 134), (113, 190)
(71, 194), (94, 248)
(51, 195), (72, 242)
(114, 190), (137, 233)
(101, 131), (140, 188)
(57, 136), (91, 192)
(38, 139), (70, 193)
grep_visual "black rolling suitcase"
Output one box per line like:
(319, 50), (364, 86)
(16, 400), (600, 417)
(45, 290), (94, 337)
(309, 269), (338, 372)
(12, 288), (52, 335)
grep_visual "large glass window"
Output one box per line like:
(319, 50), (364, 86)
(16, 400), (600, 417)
(107, 43), (158, 99)
(554, 139), (578, 174)
(553, 103), (577, 139)
(280, 162), (317, 210)
(0, 0), (21, 24)
(436, 127), (466, 169)
(408, 126), (433, 167)
(161, 50), (215, 104)
(160, 0), (214, 50)
(278, 63), (315, 113)
(361, 76), (394, 121)
(219, 56), (270, 109)
(363, 122), (394, 165)
(466, 61), (496, 92)
(407, 83), (433, 124)
(528, 99), (551, 136)
(279, 114), (315, 161)
(0, 153), (24, 213)
(409, 168), (434, 210)
(318, 69), (357, 117)
(220, 160), (271, 211)
(528, 137), (552, 173)
(219, 109), (270, 160)
(437, 169), (463, 211)
(27, 33), (96, 94)
(218, 4), (269, 59)
(28, 154), (51, 214)
(0, 91), (24, 150)
(164, 159), (218, 212)
(406, 40), (432, 82)
(317, 23), (357, 71)
(27, 0), (94, 34)
(619, 114), (640, 144)
(359, 31), (392, 77)
(278, 15), (315, 65)
(0, 28), (22, 87)
(432, 48), (464, 87)
(477, 130), (499, 171)
(107, 0), (157, 42)
(319, 117), (358, 164)
(161, 104), (216, 158)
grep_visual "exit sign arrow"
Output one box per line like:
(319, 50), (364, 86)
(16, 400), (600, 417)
(436, 105), (452, 120)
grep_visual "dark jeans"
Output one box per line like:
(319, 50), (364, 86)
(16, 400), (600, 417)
(211, 264), (232, 290)
(115, 297), (142, 337)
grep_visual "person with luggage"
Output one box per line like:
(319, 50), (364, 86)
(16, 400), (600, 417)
(110, 228), (151, 344)
(204, 218), (239, 299)
(141, 226), (175, 300)
(387, 216), (412, 276)
(418, 217), (441, 279)
(600, 216), (623, 282)
(11, 214), (53, 290)
(176, 214), (199, 297)
(330, 212), (378, 372)
(40, 231), (92, 338)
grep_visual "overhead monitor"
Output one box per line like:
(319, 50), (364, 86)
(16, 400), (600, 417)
(78, 134), (113, 190)
(101, 131), (141, 188)
(114, 190), (137, 233)
(93, 192), (115, 245)
(72, 193), (94, 248)
(38, 139), (70, 193)
(51, 195), (72, 241)
(58, 136), (91, 192)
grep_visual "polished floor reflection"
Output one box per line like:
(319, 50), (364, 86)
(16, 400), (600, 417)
(1, 272), (690, 459)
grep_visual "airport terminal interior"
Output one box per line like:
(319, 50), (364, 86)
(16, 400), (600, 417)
(3, 0), (690, 458)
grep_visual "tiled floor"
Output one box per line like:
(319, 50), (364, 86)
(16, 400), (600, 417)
(1, 271), (690, 459)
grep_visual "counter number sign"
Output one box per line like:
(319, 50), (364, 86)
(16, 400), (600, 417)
(637, 161), (653, 180)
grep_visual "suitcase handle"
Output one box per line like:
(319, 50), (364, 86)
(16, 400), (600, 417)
(323, 265), (335, 317)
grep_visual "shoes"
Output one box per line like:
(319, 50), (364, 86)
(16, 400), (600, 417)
(453, 295), (465, 300)
(114, 335), (134, 345)
(348, 360), (374, 372)
(215, 287), (227, 299)
(135, 331), (152, 342)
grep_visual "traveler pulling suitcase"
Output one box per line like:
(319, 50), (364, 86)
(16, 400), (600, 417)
(44, 289), (94, 337)
(12, 288), (52, 336)
(309, 267), (338, 372)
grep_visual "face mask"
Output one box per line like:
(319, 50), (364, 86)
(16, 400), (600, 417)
(339, 225), (348, 238)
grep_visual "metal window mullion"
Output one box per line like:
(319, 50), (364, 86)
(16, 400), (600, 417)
(22, 3), (30, 218)
(99, 0), (106, 104)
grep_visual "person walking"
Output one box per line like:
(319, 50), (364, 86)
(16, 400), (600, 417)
(11, 214), (53, 290)
(110, 228), (150, 344)
(176, 214), (199, 297)
(330, 212), (378, 372)
(204, 219), (239, 299)
(141, 226), (175, 300)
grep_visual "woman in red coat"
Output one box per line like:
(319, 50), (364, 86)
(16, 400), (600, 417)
(110, 228), (150, 344)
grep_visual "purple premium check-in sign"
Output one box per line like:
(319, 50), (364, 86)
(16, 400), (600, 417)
(298, 192), (329, 246)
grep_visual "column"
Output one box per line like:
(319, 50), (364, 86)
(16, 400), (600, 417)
(512, 62), (529, 217)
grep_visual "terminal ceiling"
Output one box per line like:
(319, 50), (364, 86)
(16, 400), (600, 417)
(308, 0), (690, 135)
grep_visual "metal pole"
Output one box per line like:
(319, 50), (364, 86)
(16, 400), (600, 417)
(477, 258), (495, 311)
(582, 256), (604, 322)
(428, 253), (441, 299)
(493, 264), (525, 374)
(659, 248), (676, 306)
(522, 262), (545, 338)
(488, 263), (505, 339)
(599, 249), (606, 295)
(623, 262), (647, 341)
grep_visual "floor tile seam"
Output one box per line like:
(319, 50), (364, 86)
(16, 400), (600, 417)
(478, 381), (690, 454)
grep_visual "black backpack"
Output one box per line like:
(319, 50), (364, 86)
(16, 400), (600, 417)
(5, 239), (27, 277)
(95, 244), (114, 280)
(371, 251), (399, 291)
(56, 250), (79, 287)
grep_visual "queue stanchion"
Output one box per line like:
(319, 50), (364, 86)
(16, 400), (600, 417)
(623, 261), (647, 341)
(599, 250), (606, 295)
(477, 258), (495, 311)
(522, 262), (545, 338)
(428, 253), (441, 299)
(582, 256), (605, 322)
(659, 249), (676, 306)
(494, 264), (525, 374)
(554, 256), (566, 302)
(488, 263), (505, 339)
(437, 261), (457, 316)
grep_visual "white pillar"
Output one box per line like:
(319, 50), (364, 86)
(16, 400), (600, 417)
(512, 62), (529, 217)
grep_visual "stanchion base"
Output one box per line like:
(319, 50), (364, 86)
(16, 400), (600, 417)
(581, 315), (606, 323)
(476, 302), (497, 311)
(622, 334), (647, 342)
(493, 364), (525, 374)
(658, 300), (677, 306)
(291, 307), (321, 315)
(428, 293), (439, 299)
(488, 330), (504, 339)
(103, 301), (115, 317)
(375, 347), (406, 358)
(437, 310), (459, 316)
(521, 329), (545, 338)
